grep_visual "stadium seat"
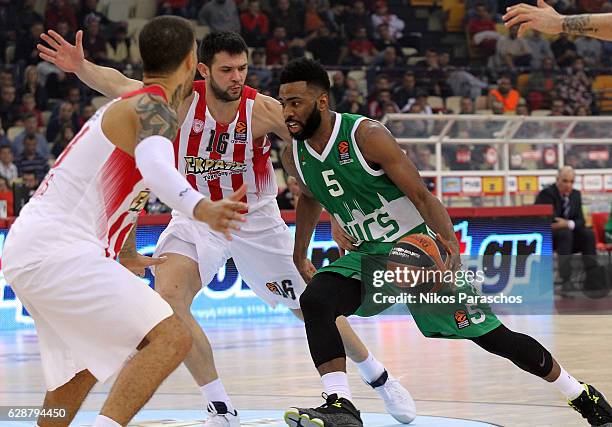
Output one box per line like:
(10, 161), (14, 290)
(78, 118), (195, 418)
(531, 109), (551, 116)
(133, 0), (156, 19)
(476, 109), (493, 115)
(402, 47), (418, 57)
(127, 18), (148, 39)
(445, 96), (462, 114)
(591, 212), (612, 253)
(407, 56), (425, 66)
(427, 96), (444, 110)
(347, 70), (367, 96)
(442, 0), (465, 32)
(92, 96), (111, 110)
(195, 25), (210, 40)
(105, 0), (136, 22)
(475, 95), (488, 110)
(7, 126), (23, 141)
(592, 75), (612, 112)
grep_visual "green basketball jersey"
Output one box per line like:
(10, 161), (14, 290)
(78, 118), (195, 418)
(293, 112), (425, 252)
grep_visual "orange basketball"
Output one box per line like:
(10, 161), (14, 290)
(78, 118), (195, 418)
(387, 233), (450, 293)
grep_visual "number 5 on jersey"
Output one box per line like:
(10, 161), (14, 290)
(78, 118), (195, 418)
(322, 170), (344, 197)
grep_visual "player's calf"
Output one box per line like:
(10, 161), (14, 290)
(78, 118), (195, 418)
(37, 370), (97, 427)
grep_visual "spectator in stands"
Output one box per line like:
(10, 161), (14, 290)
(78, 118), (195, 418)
(66, 86), (84, 115)
(516, 102), (530, 116)
(371, 1), (404, 41)
(19, 94), (43, 129)
(16, 133), (49, 180)
(524, 56), (556, 111)
(54, 20), (75, 45)
(241, 0), (269, 47)
(402, 92), (433, 114)
(307, 26), (344, 66)
(535, 166), (597, 284)
(158, 0), (189, 17)
(403, 103), (428, 137)
(12, 114), (48, 158)
(77, 0), (112, 28)
(368, 89), (397, 119)
(491, 99), (505, 114)
(556, 57), (593, 115)
(374, 46), (404, 82)
(17, 0), (43, 36)
(488, 75), (520, 112)
(45, 0), (77, 33)
(374, 24), (402, 57)
(386, 118), (408, 138)
(303, 0), (325, 35)
(413, 145), (434, 170)
(345, 26), (377, 66)
(79, 104), (95, 127)
(416, 48), (451, 98)
(83, 15), (107, 64)
(0, 176), (14, 217)
(0, 68), (14, 89)
(15, 21), (43, 67)
(0, 145), (18, 183)
(249, 48), (272, 89)
(270, 0), (304, 39)
(266, 26), (290, 65)
(46, 102), (78, 143)
(198, 0), (241, 32)
(277, 175), (301, 210)
(343, 1), (373, 40)
(19, 66), (48, 111)
(0, 0), (18, 58)
(467, 3), (500, 57)
(493, 25), (532, 71)
(460, 96), (475, 114)
(575, 36), (602, 69)
(465, 0), (498, 20)
(447, 68), (488, 99)
(525, 30), (554, 69)
(551, 33), (577, 68)
(329, 72), (346, 109)
(21, 170), (39, 203)
(550, 98), (568, 116)
(106, 25), (135, 71)
(0, 86), (20, 132)
(392, 72), (418, 110)
(52, 123), (74, 159)
(336, 89), (367, 116)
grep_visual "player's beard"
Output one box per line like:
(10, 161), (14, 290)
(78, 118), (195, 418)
(288, 102), (321, 140)
(210, 74), (242, 102)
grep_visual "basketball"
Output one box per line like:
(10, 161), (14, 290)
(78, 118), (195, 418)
(387, 233), (450, 293)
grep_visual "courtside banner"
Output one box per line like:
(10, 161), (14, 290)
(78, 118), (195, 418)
(0, 213), (556, 329)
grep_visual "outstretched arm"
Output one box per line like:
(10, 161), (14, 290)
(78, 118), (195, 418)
(504, 0), (612, 40)
(38, 30), (143, 98)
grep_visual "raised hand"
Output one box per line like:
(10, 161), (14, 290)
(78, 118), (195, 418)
(38, 30), (85, 73)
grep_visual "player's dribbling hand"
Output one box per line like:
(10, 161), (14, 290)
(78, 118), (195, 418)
(120, 253), (168, 278)
(435, 232), (461, 272)
(330, 216), (357, 256)
(194, 184), (248, 240)
(38, 30), (84, 73)
(294, 258), (317, 284)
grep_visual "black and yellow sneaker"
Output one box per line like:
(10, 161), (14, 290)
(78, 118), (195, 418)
(569, 384), (612, 426)
(284, 393), (363, 427)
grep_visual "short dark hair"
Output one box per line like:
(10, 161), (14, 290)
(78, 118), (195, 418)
(139, 16), (195, 75)
(280, 58), (330, 92)
(0, 144), (11, 152)
(24, 133), (37, 141)
(199, 31), (248, 67)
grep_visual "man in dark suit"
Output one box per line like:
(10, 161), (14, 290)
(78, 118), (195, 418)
(535, 166), (597, 282)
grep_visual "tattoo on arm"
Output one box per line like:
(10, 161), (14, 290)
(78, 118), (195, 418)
(135, 93), (179, 141)
(170, 84), (184, 111)
(119, 227), (137, 259)
(562, 15), (598, 35)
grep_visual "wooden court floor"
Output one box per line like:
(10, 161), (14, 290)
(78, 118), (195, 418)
(1, 314), (610, 426)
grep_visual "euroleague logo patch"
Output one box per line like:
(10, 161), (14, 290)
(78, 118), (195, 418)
(234, 120), (247, 142)
(266, 282), (281, 296)
(338, 140), (353, 165)
(454, 309), (470, 329)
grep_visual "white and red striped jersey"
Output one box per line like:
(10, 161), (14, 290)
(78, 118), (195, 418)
(173, 81), (277, 214)
(14, 85), (166, 258)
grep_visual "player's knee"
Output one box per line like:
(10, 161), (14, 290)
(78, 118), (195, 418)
(299, 280), (335, 322)
(157, 284), (193, 313)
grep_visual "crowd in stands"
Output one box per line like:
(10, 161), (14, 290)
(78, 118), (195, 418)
(0, 0), (611, 215)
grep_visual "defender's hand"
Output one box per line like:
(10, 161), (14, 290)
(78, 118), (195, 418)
(120, 253), (167, 277)
(435, 232), (460, 272)
(294, 257), (317, 284)
(38, 29), (85, 73)
(331, 216), (357, 255)
(503, 0), (563, 37)
(194, 184), (248, 240)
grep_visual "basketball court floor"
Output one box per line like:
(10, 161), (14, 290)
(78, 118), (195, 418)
(1, 314), (609, 426)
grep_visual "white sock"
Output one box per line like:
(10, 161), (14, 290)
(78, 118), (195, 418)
(355, 352), (385, 383)
(94, 415), (121, 427)
(201, 379), (234, 410)
(321, 371), (352, 401)
(553, 366), (584, 400)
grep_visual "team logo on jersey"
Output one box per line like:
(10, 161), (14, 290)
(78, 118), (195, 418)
(338, 141), (353, 165)
(233, 120), (247, 142)
(266, 282), (282, 296)
(454, 309), (471, 329)
(191, 119), (205, 135)
(128, 190), (151, 212)
(184, 156), (247, 180)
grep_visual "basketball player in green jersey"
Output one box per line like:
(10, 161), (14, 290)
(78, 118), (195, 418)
(278, 58), (612, 427)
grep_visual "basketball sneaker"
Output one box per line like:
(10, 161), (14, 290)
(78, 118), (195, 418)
(568, 384), (612, 426)
(204, 401), (240, 427)
(365, 370), (416, 424)
(284, 393), (363, 427)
